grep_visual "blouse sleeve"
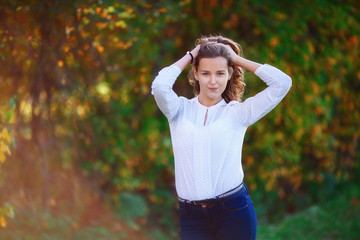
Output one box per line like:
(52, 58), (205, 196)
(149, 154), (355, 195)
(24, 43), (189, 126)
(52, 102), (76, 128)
(151, 64), (182, 121)
(234, 64), (292, 127)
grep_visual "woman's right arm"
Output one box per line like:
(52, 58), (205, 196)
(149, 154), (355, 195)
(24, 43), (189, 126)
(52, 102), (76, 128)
(151, 65), (182, 120)
(174, 44), (200, 71)
(151, 45), (200, 120)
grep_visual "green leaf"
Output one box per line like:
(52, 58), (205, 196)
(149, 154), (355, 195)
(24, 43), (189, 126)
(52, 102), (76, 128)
(117, 193), (148, 220)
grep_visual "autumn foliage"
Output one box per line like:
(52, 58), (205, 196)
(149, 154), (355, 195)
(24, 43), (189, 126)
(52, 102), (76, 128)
(0, 0), (359, 238)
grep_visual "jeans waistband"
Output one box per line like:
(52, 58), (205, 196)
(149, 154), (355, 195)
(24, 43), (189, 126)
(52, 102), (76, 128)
(178, 183), (244, 206)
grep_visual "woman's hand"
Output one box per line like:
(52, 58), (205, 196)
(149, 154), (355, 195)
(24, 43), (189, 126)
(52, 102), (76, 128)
(216, 43), (261, 73)
(190, 44), (201, 59)
(173, 44), (201, 71)
(216, 43), (239, 63)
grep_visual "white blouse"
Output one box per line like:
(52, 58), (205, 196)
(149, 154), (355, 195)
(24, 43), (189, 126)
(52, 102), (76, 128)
(151, 63), (292, 201)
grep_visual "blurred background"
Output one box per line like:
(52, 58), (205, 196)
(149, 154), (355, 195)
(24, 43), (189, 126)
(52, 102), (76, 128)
(0, 0), (359, 239)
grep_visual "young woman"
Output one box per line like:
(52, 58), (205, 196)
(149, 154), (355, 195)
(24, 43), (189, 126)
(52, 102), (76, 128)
(151, 35), (292, 240)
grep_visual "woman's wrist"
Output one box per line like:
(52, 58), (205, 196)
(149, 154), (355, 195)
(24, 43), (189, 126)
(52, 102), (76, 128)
(232, 56), (261, 73)
(173, 51), (193, 71)
(231, 55), (243, 65)
(186, 51), (194, 64)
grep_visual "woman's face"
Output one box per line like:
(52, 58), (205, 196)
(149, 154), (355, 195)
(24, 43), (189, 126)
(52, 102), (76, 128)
(194, 56), (231, 107)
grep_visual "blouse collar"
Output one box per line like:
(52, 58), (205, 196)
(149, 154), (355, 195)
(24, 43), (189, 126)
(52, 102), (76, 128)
(195, 96), (226, 109)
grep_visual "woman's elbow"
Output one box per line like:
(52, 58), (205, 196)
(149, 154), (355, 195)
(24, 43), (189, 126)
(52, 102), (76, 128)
(284, 75), (292, 91)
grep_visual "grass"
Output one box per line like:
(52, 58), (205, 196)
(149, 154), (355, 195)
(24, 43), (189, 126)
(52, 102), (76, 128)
(258, 183), (360, 240)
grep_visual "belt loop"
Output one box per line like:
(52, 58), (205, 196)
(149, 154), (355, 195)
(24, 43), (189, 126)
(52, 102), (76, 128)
(215, 195), (223, 206)
(243, 183), (249, 194)
(178, 196), (188, 209)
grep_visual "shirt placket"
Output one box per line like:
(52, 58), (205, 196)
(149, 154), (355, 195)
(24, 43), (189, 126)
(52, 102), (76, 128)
(203, 108), (209, 126)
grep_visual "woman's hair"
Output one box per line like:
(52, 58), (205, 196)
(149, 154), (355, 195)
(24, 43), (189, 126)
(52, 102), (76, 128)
(188, 35), (245, 103)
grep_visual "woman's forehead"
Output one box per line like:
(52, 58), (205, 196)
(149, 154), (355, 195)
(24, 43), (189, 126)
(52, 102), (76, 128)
(197, 57), (228, 70)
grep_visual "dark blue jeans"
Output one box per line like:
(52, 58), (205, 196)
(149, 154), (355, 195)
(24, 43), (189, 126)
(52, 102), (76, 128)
(178, 184), (257, 240)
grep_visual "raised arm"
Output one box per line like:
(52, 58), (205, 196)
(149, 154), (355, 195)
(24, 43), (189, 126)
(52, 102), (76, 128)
(237, 64), (292, 126)
(220, 43), (292, 126)
(151, 45), (200, 120)
(173, 44), (200, 71)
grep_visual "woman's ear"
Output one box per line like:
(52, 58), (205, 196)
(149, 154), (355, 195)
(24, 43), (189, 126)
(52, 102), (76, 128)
(228, 66), (233, 81)
(193, 67), (199, 81)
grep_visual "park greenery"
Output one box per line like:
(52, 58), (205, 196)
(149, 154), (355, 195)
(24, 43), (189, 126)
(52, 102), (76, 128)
(0, 0), (359, 239)
(0, 99), (15, 227)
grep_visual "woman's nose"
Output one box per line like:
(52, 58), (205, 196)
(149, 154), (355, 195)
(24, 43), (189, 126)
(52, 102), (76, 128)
(210, 75), (217, 84)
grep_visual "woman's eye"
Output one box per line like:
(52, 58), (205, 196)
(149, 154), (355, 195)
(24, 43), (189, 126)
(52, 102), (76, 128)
(202, 73), (209, 76)
(218, 73), (224, 76)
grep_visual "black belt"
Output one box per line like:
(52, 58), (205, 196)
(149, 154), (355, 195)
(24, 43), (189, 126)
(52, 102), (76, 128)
(178, 183), (244, 206)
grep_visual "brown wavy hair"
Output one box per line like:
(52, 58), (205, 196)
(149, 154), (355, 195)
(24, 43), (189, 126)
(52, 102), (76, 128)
(188, 35), (245, 103)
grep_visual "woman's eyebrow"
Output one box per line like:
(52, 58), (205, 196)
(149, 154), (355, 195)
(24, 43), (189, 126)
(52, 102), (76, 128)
(200, 69), (226, 72)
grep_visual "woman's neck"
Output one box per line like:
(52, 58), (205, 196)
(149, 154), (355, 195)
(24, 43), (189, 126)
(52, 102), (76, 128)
(198, 95), (222, 107)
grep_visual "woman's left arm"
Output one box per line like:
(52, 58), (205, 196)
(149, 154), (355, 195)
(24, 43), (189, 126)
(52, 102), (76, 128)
(237, 61), (292, 126)
(223, 44), (292, 126)
(231, 55), (262, 73)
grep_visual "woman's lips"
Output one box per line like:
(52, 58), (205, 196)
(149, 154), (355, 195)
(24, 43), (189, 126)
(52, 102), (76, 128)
(209, 87), (218, 91)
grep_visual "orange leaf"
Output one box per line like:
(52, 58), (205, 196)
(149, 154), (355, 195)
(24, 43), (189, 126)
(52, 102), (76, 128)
(57, 60), (64, 67)
(0, 216), (6, 228)
(158, 8), (166, 13)
(96, 45), (104, 53)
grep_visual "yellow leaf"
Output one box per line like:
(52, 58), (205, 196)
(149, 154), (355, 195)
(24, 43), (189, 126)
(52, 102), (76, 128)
(1, 141), (10, 155)
(0, 216), (6, 228)
(115, 20), (127, 28)
(107, 6), (115, 13)
(0, 150), (6, 163)
(1, 129), (11, 144)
